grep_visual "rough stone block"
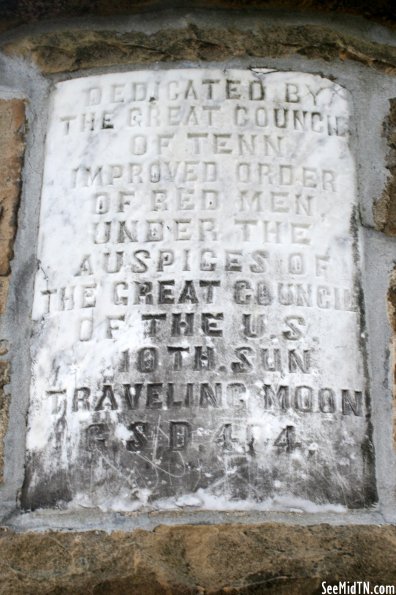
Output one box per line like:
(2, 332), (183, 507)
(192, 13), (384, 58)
(0, 277), (9, 317)
(374, 98), (396, 235)
(0, 99), (25, 277)
(0, 523), (396, 593)
(0, 99), (25, 483)
(3, 25), (396, 75)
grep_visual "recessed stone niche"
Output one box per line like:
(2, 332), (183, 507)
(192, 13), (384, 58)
(22, 68), (375, 511)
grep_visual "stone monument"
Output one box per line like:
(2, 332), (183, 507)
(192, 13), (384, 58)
(23, 68), (374, 510)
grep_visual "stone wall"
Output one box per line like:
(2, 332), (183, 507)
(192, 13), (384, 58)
(1, 524), (396, 594)
(0, 2), (396, 592)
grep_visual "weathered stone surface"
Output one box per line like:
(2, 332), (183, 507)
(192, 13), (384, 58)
(0, 523), (396, 593)
(374, 99), (396, 236)
(0, 99), (25, 276)
(23, 68), (374, 511)
(0, 277), (9, 317)
(0, 99), (25, 484)
(3, 24), (396, 75)
(0, 362), (10, 484)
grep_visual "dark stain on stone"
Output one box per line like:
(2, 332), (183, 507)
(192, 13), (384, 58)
(0, 0), (396, 27)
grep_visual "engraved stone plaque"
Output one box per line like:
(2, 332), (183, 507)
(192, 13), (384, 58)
(23, 69), (375, 510)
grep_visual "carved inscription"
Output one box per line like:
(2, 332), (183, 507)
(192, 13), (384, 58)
(24, 69), (375, 510)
